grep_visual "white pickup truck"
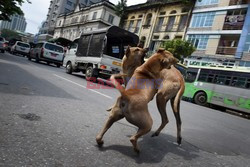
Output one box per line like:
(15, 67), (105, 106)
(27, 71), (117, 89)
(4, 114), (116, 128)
(63, 26), (139, 81)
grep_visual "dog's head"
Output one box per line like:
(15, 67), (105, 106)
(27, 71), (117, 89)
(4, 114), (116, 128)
(155, 48), (179, 69)
(125, 46), (148, 64)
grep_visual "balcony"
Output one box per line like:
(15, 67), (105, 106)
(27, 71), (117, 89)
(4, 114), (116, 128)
(216, 47), (237, 55)
(229, 0), (248, 5)
(125, 27), (140, 34)
(223, 14), (245, 30)
(216, 35), (240, 55)
(154, 24), (184, 33)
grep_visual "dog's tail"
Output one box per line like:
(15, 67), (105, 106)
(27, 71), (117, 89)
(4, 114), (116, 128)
(110, 73), (126, 94)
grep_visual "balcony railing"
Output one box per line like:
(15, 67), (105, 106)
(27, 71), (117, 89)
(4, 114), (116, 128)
(154, 24), (184, 32)
(223, 15), (245, 30)
(216, 46), (237, 55)
(229, 0), (248, 5)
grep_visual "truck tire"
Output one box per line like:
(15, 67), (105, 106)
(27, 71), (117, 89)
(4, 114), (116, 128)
(194, 92), (207, 106)
(66, 62), (73, 74)
(85, 66), (97, 82)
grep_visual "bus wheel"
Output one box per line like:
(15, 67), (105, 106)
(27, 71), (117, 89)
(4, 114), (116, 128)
(85, 66), (97, 82)
(66, 62), (73, 74)
(194, 92), (207, 106)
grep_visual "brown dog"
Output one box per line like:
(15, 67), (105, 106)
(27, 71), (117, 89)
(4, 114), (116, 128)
(96, 49), (179, 152)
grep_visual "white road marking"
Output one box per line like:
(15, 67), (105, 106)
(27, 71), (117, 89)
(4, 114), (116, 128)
(53, 74), (113, 99)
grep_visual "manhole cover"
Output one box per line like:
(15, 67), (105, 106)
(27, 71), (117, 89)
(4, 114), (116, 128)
(18, 113), (41, 121)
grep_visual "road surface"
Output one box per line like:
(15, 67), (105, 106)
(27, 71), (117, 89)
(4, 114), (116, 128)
(0, 52), (250, 167)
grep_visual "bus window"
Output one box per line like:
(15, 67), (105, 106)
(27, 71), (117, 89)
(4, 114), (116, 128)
(225, 76), (232, 85)
(246, 79), (250, 89)
(236, 78), (246, 88)
(185, 68), (198, 83)
(207, 74), (214, 83)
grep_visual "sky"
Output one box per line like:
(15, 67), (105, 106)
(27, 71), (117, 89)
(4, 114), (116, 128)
(21, 0), (147, 34)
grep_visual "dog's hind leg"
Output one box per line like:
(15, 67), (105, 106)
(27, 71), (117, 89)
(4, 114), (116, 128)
(152, 93), (169, 137)
(170, 96), (182, 145)
(96, 113), (124, 146)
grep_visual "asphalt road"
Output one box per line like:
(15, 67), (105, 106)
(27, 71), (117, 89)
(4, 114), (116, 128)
(0, 52), (250, 167)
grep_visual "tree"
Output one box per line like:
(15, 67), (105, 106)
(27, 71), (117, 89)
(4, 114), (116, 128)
(115, 0), (127, 27)
(0, 29), (21, 41)
(163, 39), (196, 62)
(0, 0), (31, 21)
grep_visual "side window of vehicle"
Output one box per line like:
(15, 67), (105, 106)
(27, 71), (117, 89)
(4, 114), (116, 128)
(185, 68), (198, 83)
(246, 78), (250, 89)
(70, 40), (78, 50)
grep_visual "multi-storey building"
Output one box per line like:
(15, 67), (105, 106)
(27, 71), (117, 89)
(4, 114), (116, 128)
(184, 0), (250, 67)
(0, 14), (27, 32)
(53, 1), (120, 41)
(123, 0), (193, 54)
(39, 0), (104, 35)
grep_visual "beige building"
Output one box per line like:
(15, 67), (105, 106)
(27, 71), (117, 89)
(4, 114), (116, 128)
(53, 1), (120, 41)
(185, 0), (250, 67)
(123, 0), (192, 55)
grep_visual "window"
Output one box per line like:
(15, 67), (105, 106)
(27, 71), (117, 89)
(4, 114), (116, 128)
(188, 35), (209, 50)
(135, 19), (142, 33)
(67, 0), (72, 6)
(196, 0), (218, 6)
(92, 12), (97, 20)
(178, 15), (188, 31)
(160, 11), (166, 15)
(191, 12), (215, 27)
(108, 14), (114, 24)
(65, 8), (70, 13)
(156, 17), (164, 31)
(145, 13), (152, 25)
(185, 68), (198, 83)
(128, 20), (134, 32)
(166, 16), (176, 31)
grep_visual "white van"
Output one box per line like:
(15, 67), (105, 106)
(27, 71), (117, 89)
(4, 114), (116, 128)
(11, 41), (30, 56)
(29, 42), (64, 67)
(63, 26), (139, 81)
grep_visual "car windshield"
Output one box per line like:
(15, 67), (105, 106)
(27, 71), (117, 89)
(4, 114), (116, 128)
(0, 37), (4, 42)
(17, 42), (30, 48)
(45, 43), (63, 53)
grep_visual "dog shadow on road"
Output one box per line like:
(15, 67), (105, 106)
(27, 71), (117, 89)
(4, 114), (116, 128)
(97, 133), (200, 164)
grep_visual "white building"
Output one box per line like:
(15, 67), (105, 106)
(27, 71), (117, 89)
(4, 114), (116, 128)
(39, 0), (105, 35)
(53, 1), (120, 41)
(0, 14), (27, 32)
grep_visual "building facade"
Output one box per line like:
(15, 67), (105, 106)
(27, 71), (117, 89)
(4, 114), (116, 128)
(0, 15), (27, 32)
(53, 1), (120, 41)
(185, 0), (250, 67)
(39, 0), (105, 35)
(123, 0), (193, 55)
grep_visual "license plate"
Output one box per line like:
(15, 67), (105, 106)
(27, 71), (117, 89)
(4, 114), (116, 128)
(112, 61), (121, 67)
(21, 47), (25, 50)
(51, 53), (57, 57)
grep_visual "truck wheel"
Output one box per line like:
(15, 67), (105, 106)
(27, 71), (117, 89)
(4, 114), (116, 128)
(85, 66), (97, 82)
(56, 63), (61, 68)
(28, 54), (31, 60)
(66, 62), (73, 74)
(194, 92), (207, 106)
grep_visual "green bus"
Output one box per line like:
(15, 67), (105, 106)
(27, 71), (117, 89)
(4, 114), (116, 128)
(183, 65), (250, 113)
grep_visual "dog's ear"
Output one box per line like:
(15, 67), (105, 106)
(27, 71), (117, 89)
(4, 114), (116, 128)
(157, 48), (165, 53)
(143, 47), (149, 53)
(106, 107), (112, 112)
(125, 46), (131, 57)
(137, 43), (143, 48)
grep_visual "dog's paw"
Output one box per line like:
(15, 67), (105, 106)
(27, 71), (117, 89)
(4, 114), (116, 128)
(96, 137), (104, 147)
(151, 132), (159, 137)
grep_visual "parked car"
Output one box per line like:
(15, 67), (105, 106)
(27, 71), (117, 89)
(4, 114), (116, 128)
(11, 41), (30, 56)
(0, 36), (6, 53)
(6, 38), (21, 52)
(28, 42), (64, 67)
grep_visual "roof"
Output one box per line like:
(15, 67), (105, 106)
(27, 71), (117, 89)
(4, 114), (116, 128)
(188, 65), (250, 73)
(126, 0), (183, 12)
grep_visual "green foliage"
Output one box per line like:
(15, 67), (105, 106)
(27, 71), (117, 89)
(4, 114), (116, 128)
(0, 0), (31, 21)
(115, 0), (127, 27)
(163, 39), (196, 61)
(0, 29), (21, 41)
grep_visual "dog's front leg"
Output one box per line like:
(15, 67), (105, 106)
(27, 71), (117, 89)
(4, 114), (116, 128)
(96, 113), (124, 146)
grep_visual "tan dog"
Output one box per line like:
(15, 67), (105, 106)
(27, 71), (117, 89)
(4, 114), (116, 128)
(96, 49), (179, 152)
